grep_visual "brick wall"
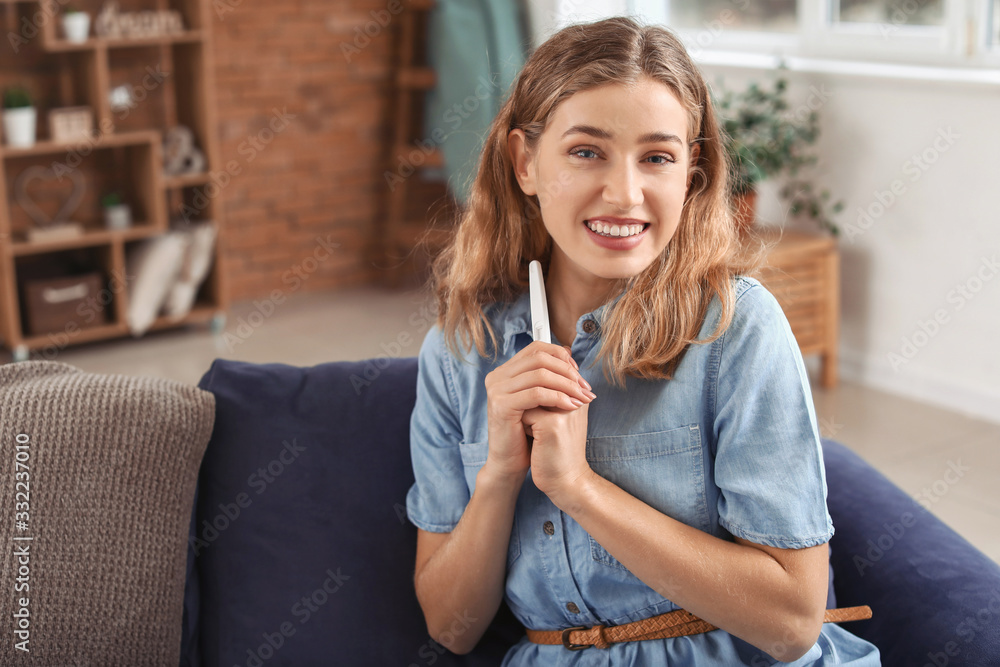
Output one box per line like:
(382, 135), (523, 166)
(212, 1), (454, 301)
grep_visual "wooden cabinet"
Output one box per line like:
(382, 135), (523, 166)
(376, 0), (451, 287)
(753, 227), (840, 388)
(0, 0), (226, 361)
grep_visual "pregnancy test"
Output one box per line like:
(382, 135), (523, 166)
(528, 260), (551, 344)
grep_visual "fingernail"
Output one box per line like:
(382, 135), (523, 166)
(579, 377), (592, 391)
(570, 398), (583, 407)
(586, 390), (596, 400)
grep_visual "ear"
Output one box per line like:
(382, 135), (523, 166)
(507, 128), (538, 197)
(686, 141), (702, 192)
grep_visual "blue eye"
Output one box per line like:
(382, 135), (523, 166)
(569, 148), (676, 164)
(571, 148), (598, 159)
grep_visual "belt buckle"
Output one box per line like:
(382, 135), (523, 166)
(561, 625), (592, 651)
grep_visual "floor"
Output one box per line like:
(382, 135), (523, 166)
(9, 283), (999, 565)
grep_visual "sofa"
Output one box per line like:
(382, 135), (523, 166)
(2, 357), (999, 666)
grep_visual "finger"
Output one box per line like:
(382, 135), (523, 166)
(511, 341), (581, 379)
(503, 360), (594, 401)
(503, 384), (584, 413)
(503, 345), (593, 396)
(506, 367), (593, 406)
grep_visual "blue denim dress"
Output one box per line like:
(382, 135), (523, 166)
(406, 276), (881, 666)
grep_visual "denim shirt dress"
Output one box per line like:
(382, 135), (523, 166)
(406, 276), (881, 666)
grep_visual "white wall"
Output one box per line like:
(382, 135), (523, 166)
(522, 2), (1000, 425)
(705, 67), (1000, 426)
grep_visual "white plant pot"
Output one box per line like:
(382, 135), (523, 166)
(104, 204), (132, 230)
(3, 107), (37, 148)
(62, 12), (91, 43)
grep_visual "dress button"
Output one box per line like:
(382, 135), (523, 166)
(566, 602), (580, 614)
(542, 521), (555, 536)
(582, 319), (597, 334)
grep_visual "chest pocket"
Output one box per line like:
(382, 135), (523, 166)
(586, 425), (708, 571)
(458, 440), (521, 569)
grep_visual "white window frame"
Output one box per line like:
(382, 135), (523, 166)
(985, 0), (1000, 51)
(619, 0), (1000, 80)
(799, 0), (957, 64)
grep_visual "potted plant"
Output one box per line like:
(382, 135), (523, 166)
(101, 191), (131, 230)
(779, 179), (845, 237)
(62, 4), (91, 43)
(716, 75), (842, 235)
(3, 86), (37, 148)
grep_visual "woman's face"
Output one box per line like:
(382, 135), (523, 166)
(509, 76), (699, 283)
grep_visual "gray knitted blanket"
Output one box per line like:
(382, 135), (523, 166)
(0, 361), (215, 665)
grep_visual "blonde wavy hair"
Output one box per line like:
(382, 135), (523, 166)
(425, 16), (762, 386)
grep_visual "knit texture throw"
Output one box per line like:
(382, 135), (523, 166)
(0, 361), (214, 665)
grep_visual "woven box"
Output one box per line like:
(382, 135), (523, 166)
(48, 106), (94, 143)
(22, 272), (106, 336)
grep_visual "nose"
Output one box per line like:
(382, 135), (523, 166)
(602, 160), (644, 211)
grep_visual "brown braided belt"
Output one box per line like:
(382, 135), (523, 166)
(526, 605), (873, 650)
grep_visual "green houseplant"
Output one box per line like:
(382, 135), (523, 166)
(61, 3), (91, 43)
(101, 191), (132, 230)
(2, 85), (37, 148)
(716, 75), (843, 236)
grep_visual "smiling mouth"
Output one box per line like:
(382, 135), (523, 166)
(584, 220), (650, 238)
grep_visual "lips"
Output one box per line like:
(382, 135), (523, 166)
(582, 218), (649, 249)
(583, 218), (651, 239)
(588, 217), (649, 226)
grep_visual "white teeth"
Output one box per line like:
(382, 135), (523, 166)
(587, 221), (646, 237)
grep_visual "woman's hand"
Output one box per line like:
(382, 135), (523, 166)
(483, 341), (595, 480)
(521, 401), (592, 504)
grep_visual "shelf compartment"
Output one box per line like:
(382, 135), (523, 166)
(118, 231), (221, 332)
(106, 45), (175, 135)
(14, 245), (117, 339)
(0, 33), (101, 143)
(171, 41), (214, 173)
(2, 131), (165, 243)
(12, 279), (222, 354)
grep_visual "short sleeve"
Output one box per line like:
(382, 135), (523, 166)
(405, 325), (469, 533)
(712, 280), (834, 549)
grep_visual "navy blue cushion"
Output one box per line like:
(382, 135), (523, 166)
(181, 355), (1000, 665)
(180, 356), (836, 663)
(182, 358), (521, 666)
(824, 439), (1000, 665)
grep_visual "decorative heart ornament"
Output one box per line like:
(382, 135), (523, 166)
(14, 165), (86, 228)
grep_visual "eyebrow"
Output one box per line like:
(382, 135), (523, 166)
(561, 124), (685, 146)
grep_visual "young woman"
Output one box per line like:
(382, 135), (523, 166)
(406, 16), (880, 666)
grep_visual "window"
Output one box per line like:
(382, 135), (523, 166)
(835, 0), (944, 27)
(649, 0), (1000, 67)
(990, 0), (1000, 50)
(670, 0), (798, 33)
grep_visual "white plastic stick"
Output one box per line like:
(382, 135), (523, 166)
(528, 260), (551, 344)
